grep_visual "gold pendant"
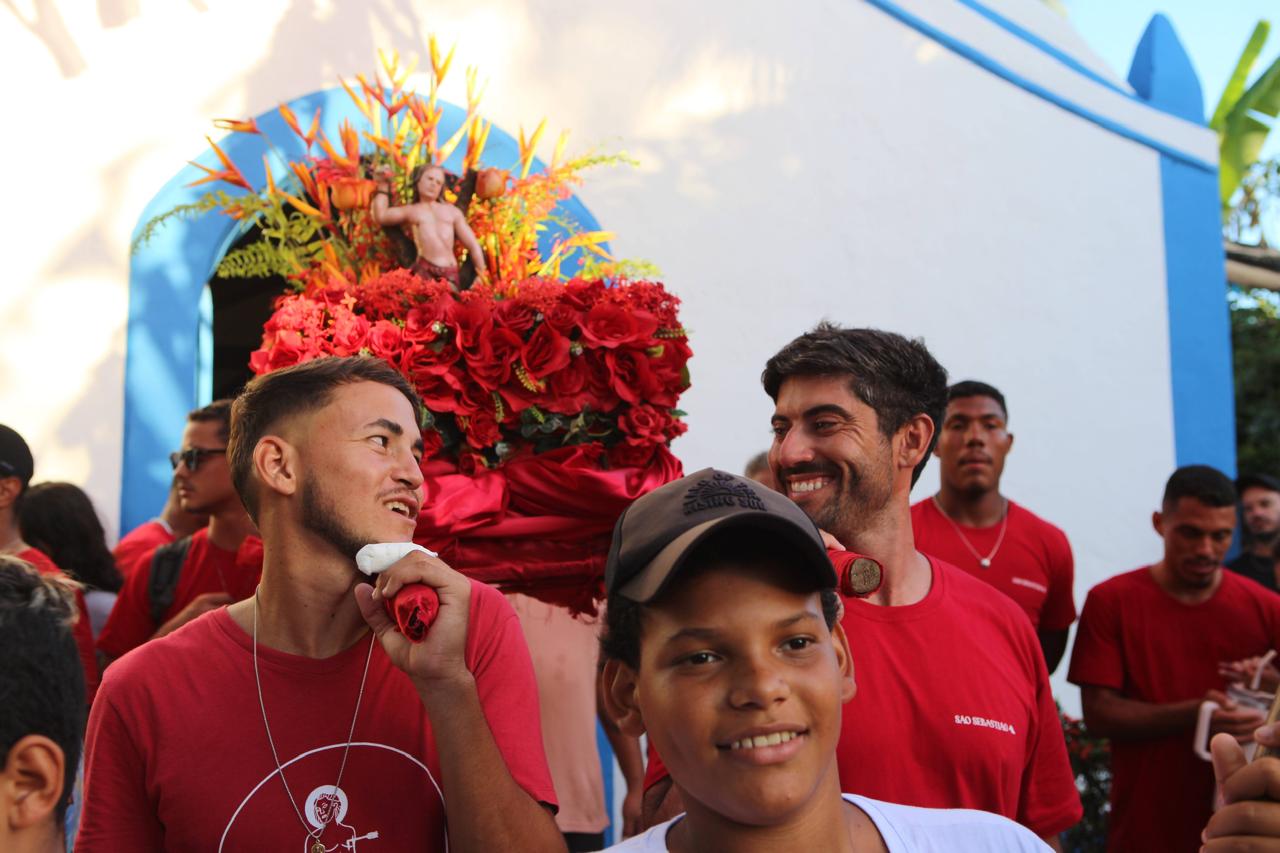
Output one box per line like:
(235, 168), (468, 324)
(311, 841), (326, 853)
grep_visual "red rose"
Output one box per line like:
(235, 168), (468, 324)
(583, 352), (621, 411)
(562, 278), (607, 311)
(494, 300), (537, 333)
(461, 409), (503, 449)
(401, 339), (461, 380)
(579, 304), (658, 349)
(618, 404), (668, 445)
(545, 355), (591, 414)
(457, 451), (489, 476)
(542, 302), (583, 334)
(605, 348), (660, 405)
(521, 322), (572, 380)
(329, 311), (370, 354)
(404, 303), (447, 342)
(647, 337), (692, 407)
(447, 299), (494, 355)
(252, 329), (306, 373)
(466, 328), (523, 391)
(367, 320), (405, 359)
(420, 427), (444, 460)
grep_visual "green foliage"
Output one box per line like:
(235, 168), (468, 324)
(580, 256), (664, 280)
(1226, 156), (1280, 245)
(130, 191), (234, 255)
(1232, 288), (1280, 476)
(1215, 21), (1280, 218)
(215, 241), (296, 279)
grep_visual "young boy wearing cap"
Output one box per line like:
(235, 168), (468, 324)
(594, 468), (1047, 851)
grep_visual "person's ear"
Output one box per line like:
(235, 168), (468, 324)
(1004, 431), (1015, 453)
(1152, 510), (1164, 537)
(1, 735), (65, 831)
(254, 436), (299, 500)
(896, 413), (935, 474)
(601, 658), (646, 738)
(830, 623), (857, 705)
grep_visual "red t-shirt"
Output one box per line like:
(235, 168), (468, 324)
(112, 519), (176, 579)
(19, 547), (100, 706)
(77, 579), (556, 851)
(911, 498), (1076, 630)
(97, 528), (262, 660)
(643, 557), (1081, 836)
(1068, 568), (1280, 853)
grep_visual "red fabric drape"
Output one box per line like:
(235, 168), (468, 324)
(414, 444), (682, 614)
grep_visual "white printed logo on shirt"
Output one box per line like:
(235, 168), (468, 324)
(303, 785), (379, 851)
(953, 714), (1017, 735)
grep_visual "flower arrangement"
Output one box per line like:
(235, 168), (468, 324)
(137, 41), (690, 611)
(251, 271), (690, 471)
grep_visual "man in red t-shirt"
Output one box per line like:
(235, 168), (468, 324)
(78, 355), (561, 851)
(1070, 464), (1280, 853)
(0, 423), (99, 705)
(640, 326), (1081, 846)
(911, 381), (1076, 671)
(98, 400), (260, 662)
(112, 477), (208, 579)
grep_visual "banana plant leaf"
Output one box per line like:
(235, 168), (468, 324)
(1220, 22), (1280, 214)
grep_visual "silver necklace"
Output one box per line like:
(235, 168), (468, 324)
(931, 496), (1009, 569)
(253, 593), (375, 853)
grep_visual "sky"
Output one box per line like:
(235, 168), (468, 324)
(1067, 1), (1279, 132)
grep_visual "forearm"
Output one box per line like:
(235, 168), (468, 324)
(417, 674), (564, 852)
(371, 189), (392, 224)
(1082, 690), (1200, 740)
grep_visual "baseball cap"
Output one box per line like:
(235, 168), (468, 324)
(0, 425), (33, 489)
(1237, 472), (1280, 496)
(605, 467), (837, 603)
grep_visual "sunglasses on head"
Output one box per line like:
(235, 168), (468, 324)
(169, 447), (227, 472)
(0, 461), (15, 478)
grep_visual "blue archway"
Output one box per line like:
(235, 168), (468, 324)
(123, 88), (605, 532)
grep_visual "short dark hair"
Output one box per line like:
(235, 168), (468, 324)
(0, 556), (86, 824)
(761, 324), (948, 486)
(229, 356), (424, 520)
(18, 482), (122, 593)
(947, 380), (1008, 421)
(188, 399), (234, 442)
(744, 451), (770, 479)
(600, 528), (841, 669)
(1162, 465), (1237, 512)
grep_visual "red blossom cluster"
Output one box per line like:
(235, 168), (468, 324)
(250, 272), (690, 470)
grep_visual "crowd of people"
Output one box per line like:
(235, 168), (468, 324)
(5, 323), (1280, 851)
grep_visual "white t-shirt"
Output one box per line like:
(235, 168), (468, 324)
(603, 793), (1051, 852)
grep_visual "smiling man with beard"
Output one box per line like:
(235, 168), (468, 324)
(641, 324), (1081, 848)
(1070, 465), (1280, 853)
(77, 356), (562, 852)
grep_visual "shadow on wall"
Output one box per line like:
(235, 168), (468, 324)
(2, 0), (207, 79)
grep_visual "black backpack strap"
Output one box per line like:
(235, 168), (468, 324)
(148, 535), (194, 625)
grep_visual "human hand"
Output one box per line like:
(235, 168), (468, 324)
(353, 550), (472, 687)
(157, 592), (234, 638)
(1219, 655), (1280, 692)
(819, 529), (845, 551)
(1201, 731), (1280, 850)
(1207, 689), (1267, 743)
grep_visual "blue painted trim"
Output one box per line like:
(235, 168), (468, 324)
(862, 0), (1215, 173)
(954, 0), (1134, 100)
(123, 88), (604, 533)
(1128, 14), (1233, 472)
